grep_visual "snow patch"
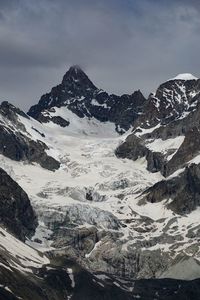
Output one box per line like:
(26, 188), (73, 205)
(146, 136), (185, 158)
(168, 73), (198, 81)
(67, 268), (75, 288)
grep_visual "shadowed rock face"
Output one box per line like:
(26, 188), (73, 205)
(0, 167), (37, 241)
(143, 163), (200, 214)
(28, 66), (146, 133)
(115, 133), (165, 174)
(0, 124), (60, 171)
(0, 101), (29, 121)
(1, 249), (200, 300)
(0, 101), (60, 171)
(115, 125), (200, 178)
(165, 127), (200, 176)
(115, 134), (147, 160)
(1, 256), (200, 300)
(135, 94), (200, 145)
(0, 253), (134, 300)
(114, 77), (200, 178)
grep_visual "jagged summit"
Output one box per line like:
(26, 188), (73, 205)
(168, 73), (198, 81)
(28, 66), (146, 133)
(68, 64), (86, 75)
(62, 65), (97, 90)
(64, 65), (85, 78)
(132, 72), (200, 130)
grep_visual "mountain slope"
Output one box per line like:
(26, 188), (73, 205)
(116, 74), (200, 177)
(1, 70), (200, 298)
(0, 100), (199, 281)
(0, 101), (60, 171)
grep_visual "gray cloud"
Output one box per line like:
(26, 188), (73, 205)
(0, 0), (200, 110)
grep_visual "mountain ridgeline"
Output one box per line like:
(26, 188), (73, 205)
(28, 65), (146, 133)
(1, 68), (200, 299)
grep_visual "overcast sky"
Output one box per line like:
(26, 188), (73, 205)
(0, 0), (200, 110)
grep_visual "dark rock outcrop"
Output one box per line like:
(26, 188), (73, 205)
(115, 133), (165, 173)
(0, 101), (30, 121)
(115, 134), (147, 160)
(0, 167), (37, 240)
(48, 116), (70, 127)
(165, 127), (200, 176)
(51, 226), (101, 255)
(115, 77), (200, 177)
(1, 265), (200, 300)
(0, 101), (60, 171)
(0, 249), (133, 300)
(134, 77), (200, 129)
(0, 125), (60, 170)
(2, 249), (200, 300)
(143, 163), (200, 214)
(116, 125), (200, 178)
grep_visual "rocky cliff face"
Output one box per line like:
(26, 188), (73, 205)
(28, 65), (146, 133)
(0, 167), (37, 241)
(0, 101), (60, 171)
(134, 75), (200, 129)
(143, 163), (200, 214)
(1, 229), (199, 300)
(115, 133), (165, 173)
(116, 74), (200, 176)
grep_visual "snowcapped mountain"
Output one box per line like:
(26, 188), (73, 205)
(134, 73), (200, 129)
(117, 73), (200, 177)
(1, 68), (200, 299)
(28, 65), (146, 133)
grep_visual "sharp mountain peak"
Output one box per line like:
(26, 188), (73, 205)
(62, 65), (97, 89)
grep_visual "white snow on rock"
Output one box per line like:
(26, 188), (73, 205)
(146, 136), (185, 159)
(67, 268), (75, 288)
(91, 99), (108, 108)
(168, 73), (198, 81)
(135, 123), (161, 137)
(85, 241), (102, 258)
(44, 106), (118, 138)
(0, 227), (49, 273)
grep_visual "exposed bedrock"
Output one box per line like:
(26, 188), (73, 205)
(0, 167), (37, 241)
(115, 133), (165, 174)
(0, 101), (60, 171)
(143, 163), (200, 214)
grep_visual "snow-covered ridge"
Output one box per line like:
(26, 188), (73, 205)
(168, 73), (198, 81)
